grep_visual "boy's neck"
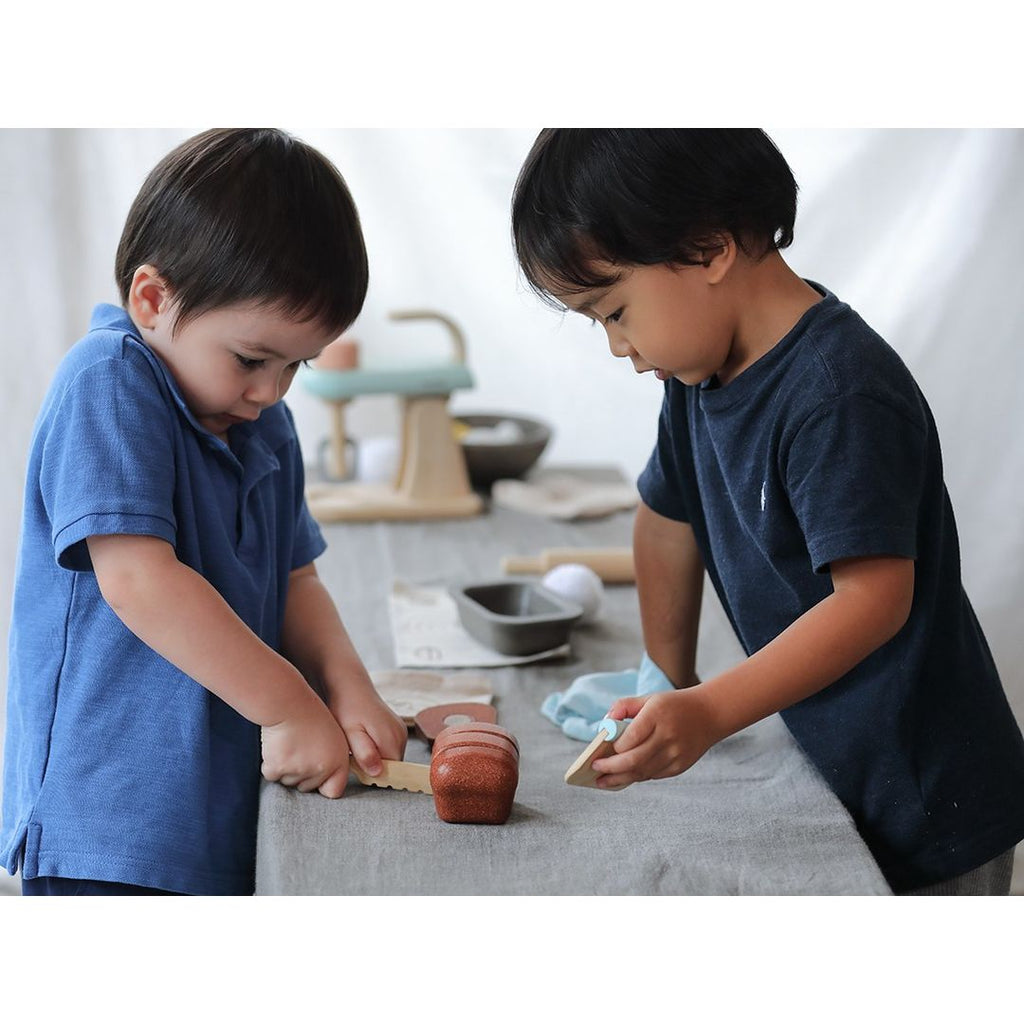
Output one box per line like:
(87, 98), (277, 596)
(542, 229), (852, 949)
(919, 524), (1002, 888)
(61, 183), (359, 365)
(718, 251), (822, 386)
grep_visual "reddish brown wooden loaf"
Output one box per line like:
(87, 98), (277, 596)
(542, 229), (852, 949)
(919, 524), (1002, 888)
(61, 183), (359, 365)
(429, 722), (520, 824)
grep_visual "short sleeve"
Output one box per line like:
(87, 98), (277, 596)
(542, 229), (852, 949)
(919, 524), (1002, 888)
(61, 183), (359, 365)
(40, 356), (178, 571)
(785, 393), (927, 573)
(290, 485), (326, 571)
(277, 401), (326, 570)
(637, 381), (692, 523)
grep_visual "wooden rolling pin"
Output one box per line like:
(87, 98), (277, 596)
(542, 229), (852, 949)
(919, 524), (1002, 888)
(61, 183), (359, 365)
(500, 546), (635, 583)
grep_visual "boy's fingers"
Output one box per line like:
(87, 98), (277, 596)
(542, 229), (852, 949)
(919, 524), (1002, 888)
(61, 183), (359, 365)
(610, 713), (654, 754)
(595, 773), (635, 790)
(283, 770), (328, 792)
(267, 769), (303, 787)
(592, 736), (650, 776)
(346, 727), (383, 777)
(319, 765), (349, 799)
(608, 695), (649, 720)
(365, 722), (407, 762)
(593, 750), (646, 787)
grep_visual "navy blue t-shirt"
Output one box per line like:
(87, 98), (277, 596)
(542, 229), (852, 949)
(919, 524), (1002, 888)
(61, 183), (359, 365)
(638, 284), (1024, 891)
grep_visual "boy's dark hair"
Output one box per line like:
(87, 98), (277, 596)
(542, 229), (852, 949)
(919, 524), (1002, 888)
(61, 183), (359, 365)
(116, 128), (368, 336)
(511, 129), (798, 303)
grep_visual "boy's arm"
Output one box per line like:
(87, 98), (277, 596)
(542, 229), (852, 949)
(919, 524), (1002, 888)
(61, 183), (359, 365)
(593, 554), (915, 786)
(280, 562), (407, 774)
(634, 501), (704, 688)
(86, 533), (354, 797)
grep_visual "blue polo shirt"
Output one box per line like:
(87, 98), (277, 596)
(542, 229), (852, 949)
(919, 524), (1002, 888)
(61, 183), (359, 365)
(1, 304), (326, 894)
(638, 284), (1024, 892)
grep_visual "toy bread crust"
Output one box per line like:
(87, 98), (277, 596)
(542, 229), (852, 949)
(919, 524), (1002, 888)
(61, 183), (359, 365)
(430, 722), (520, 824)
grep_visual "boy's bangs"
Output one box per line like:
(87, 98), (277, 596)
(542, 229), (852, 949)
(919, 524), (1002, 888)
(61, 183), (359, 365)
(517, 228), (622, 310)
(264, 291), (359, 340)
(168, 252), (366, 340)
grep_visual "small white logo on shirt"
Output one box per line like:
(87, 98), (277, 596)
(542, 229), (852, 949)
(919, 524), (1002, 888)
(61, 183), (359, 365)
(760, 481), (767, 512)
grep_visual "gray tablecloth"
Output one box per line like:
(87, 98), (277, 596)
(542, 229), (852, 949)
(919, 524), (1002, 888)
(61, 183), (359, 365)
(256, 494), (890, 895)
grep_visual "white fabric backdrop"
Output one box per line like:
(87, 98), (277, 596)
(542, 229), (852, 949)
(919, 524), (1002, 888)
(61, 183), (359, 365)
(2, 129), (1022, 890)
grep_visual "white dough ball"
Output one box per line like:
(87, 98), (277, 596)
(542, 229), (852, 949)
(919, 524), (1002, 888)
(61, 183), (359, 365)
(541, 563), (604, 623)
(356, 436), (400, 483)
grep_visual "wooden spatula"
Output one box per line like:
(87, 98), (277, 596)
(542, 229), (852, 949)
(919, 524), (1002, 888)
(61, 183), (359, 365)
(565, 718), (629, 788)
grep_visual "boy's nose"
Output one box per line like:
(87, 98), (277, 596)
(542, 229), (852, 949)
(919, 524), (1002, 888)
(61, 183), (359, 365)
(607, 332), (633, 359)
(246, 374), (283, 407)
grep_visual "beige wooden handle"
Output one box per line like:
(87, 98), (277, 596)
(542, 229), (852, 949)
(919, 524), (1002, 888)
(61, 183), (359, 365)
(501, 547), (635, 583)
(389, 309), (467, 365)
(350, 757), (432, 795)
(565, 719), (630, 788)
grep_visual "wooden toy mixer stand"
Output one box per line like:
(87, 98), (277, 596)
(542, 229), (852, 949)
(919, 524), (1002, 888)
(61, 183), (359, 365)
(303, 310), (483, 521)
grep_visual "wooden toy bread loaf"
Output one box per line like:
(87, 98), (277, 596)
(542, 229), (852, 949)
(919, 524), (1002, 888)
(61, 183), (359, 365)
(349, 719), (520, 825)
(430, 722), (520, 824)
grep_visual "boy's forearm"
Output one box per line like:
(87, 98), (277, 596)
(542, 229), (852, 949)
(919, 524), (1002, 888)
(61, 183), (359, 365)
(280, 564), (374, 711)
(87, 535), (319, 728)
(699, 556), (915, 740)
(634, 502), (704, 687)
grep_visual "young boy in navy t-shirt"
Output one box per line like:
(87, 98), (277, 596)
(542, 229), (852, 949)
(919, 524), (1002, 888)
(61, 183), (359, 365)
(2, 129), (407, 895)
(512, 129), (1024, 894)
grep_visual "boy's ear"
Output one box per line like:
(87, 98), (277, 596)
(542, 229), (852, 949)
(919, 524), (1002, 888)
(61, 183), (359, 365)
(701, 235), (737, 285)
(127, 265), (172, 330)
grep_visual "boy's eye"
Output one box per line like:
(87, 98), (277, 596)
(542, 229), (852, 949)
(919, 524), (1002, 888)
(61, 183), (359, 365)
(603, 308), (624, 324)
(235, 354), (265, 370)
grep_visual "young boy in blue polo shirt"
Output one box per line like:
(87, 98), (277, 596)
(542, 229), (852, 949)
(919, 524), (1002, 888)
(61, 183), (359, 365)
(2, 128), (407, 895)
(512, 129), (1024, 894)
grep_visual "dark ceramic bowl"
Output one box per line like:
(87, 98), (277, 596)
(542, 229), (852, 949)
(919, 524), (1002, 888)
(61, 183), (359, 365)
(455, 413), (552, 488)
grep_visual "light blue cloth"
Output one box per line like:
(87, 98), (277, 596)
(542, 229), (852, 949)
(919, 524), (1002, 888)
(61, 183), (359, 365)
(541, 651), (675, 741)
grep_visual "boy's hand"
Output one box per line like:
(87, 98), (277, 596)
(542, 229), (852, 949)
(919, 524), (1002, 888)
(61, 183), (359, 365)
(279, 562), (407, 785)
(590, 687), (724, 789)
(260, 694), (354, 799)
(329, 684), (408, 781)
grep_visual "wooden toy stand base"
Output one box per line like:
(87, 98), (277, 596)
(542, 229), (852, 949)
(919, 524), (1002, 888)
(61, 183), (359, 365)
(306, 393), (483, 522)
(305, 309), (484, 523)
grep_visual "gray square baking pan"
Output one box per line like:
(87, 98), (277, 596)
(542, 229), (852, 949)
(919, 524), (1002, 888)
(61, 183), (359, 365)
(451, 581), (583, 656)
